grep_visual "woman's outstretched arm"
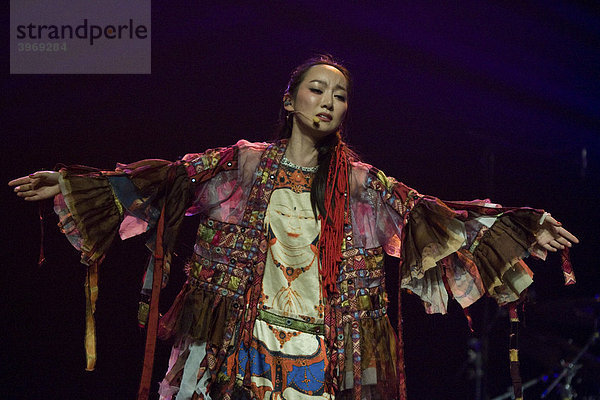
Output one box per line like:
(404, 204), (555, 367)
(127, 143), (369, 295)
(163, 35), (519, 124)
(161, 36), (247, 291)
(9, 171), (60, 201)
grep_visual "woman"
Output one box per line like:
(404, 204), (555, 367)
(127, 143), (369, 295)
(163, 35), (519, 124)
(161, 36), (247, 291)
(9, 55), (578, 400)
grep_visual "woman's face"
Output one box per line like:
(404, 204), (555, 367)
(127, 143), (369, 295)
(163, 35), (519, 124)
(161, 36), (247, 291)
(285, 64), (349, 136)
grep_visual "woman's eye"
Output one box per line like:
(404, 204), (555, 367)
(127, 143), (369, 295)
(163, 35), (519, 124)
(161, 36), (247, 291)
(335, 95), (346, 102)
(309, 88), (323, 94)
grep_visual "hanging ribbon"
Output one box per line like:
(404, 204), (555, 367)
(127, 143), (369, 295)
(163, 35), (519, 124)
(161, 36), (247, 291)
(508, 303), (522, 400)
(397, 288), (408, 400)
(38, 203), (46, 266)
(561, 247), (576, 285)
(137, 201), (167, 400)
(84, 262), (99, 370)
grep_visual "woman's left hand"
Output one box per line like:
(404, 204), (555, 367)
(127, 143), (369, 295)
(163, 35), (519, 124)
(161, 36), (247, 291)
(535, 214), (579, 252)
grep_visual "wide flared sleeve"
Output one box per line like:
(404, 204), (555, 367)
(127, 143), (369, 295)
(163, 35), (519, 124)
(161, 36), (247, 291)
(349, 162), (561, 314)
(53, 140), (262, 265)
(54, 165), (126, 266)
(53, 160), (190, 265)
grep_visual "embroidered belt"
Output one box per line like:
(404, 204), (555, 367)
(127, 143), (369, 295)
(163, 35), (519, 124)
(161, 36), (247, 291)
(257, 309), (325, 335)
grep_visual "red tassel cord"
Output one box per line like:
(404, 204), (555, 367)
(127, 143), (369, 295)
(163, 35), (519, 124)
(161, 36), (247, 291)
(317, 143), (352, 396)
(318, 143), (349, 296)
(38, 202), (46, 266)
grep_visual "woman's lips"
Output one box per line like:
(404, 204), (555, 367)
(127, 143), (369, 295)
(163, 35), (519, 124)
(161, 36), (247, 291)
(287, 232), (300, 238)
(316, 113), (332, 122)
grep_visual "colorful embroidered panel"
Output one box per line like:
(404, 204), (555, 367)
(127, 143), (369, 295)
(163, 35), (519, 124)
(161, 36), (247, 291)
(224, 160), (330, 399)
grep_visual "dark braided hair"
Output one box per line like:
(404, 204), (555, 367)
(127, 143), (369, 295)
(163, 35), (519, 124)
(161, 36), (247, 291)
(277, 54), (354, 219)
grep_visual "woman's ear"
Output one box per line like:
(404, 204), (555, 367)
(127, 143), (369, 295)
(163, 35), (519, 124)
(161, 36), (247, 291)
(283, 94), (294, 112)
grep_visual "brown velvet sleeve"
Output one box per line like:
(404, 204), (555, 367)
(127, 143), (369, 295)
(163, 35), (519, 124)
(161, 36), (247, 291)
(58, 161), (192, 265)
(58, 166), (122, 265)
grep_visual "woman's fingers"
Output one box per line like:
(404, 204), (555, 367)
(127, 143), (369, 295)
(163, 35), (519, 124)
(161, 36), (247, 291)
(30, 171), (51, 180)
(541, 242), (558, 252)
(10, 171), (59, 190)
(556, 236), (572, 247)
(9, 171), (57, 187)
(557, 227), (579, 244)
(24, 193), (45, 201)
(17, 185), (60, 200)
(16, 187), (41, 197)
(12, 182), (38, 193)
(8, 176), (32, 187)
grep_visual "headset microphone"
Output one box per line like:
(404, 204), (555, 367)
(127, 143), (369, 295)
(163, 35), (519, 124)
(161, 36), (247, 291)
(289, 111), (321, 126)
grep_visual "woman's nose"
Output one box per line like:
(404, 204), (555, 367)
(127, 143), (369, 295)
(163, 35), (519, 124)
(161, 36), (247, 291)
(322, 94), (333, 110)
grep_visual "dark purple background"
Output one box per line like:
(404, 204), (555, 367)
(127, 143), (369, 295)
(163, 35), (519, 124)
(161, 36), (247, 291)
(3, 3), (599, 399)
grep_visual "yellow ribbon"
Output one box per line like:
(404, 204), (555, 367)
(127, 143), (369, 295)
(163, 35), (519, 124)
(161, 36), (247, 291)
(509, 349), (519, 362)
(84, 262), (99, 371)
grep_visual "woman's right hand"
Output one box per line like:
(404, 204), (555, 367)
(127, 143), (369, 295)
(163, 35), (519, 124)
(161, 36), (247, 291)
(9, 171), (61, 201)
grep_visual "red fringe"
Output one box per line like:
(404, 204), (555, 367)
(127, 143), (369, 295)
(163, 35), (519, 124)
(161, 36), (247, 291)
(318, 143), (349, 296)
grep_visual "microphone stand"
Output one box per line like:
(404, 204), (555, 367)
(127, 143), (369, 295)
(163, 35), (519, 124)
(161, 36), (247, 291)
(491, 376), (544, 400)
(540, 318), (599, 399)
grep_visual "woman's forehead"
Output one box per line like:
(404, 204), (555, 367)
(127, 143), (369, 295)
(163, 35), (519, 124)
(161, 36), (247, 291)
(302, 64), (348, 89)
